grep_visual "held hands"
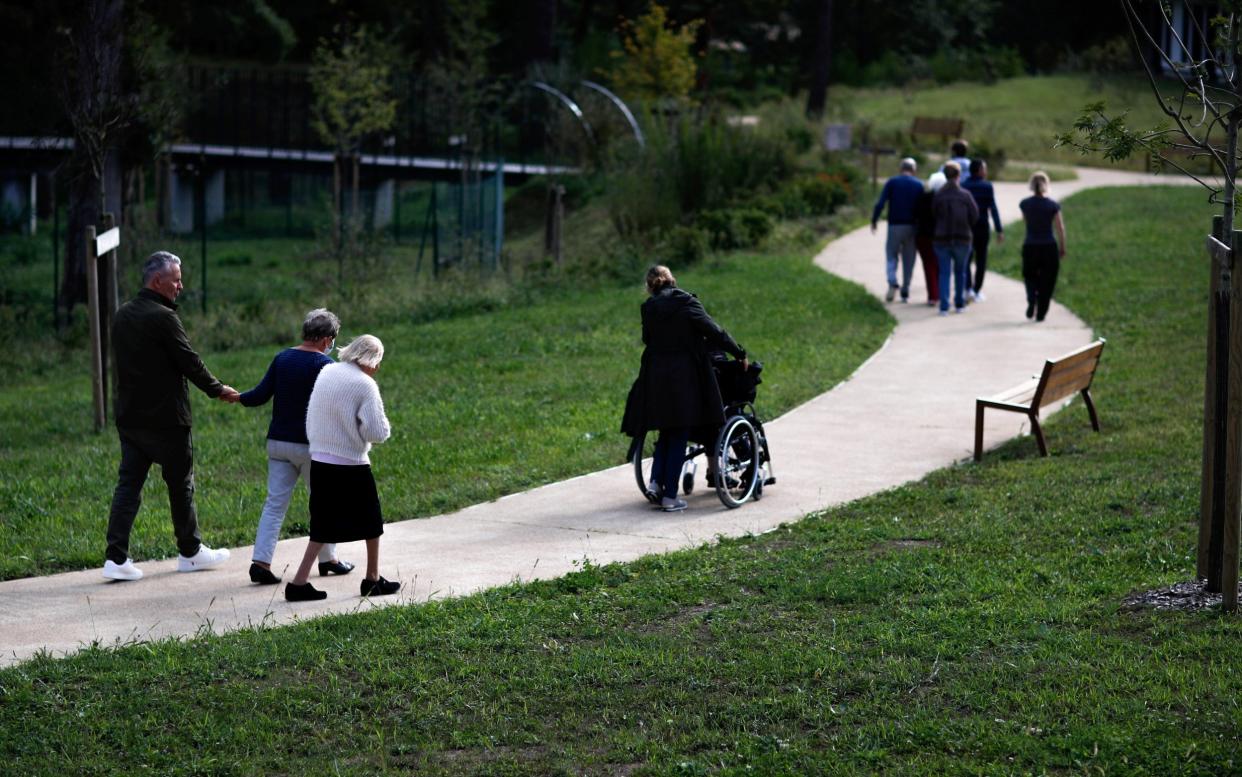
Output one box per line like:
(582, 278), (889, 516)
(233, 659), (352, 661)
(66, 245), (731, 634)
(997, 232), (1005, 244)
(219, 385), (241, 404)
(741, 357), (750, 372)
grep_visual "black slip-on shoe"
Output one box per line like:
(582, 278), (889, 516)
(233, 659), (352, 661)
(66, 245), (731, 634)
(318, 559), (356, 576)
(360, 576), (401, 597)
(285, 581), (327, 602)
(249, 563), (281, 585)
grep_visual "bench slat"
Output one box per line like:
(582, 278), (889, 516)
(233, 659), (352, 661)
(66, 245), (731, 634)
(1047, 346), (1103, 373)
(1042, 360), (1099, 389)
(982, 378), (1040, 407)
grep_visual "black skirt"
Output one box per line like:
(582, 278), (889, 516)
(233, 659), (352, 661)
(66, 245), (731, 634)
(308, 461), (384, 543)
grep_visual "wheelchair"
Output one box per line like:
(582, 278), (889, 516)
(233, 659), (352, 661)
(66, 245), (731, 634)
(630, 358), (775, 509)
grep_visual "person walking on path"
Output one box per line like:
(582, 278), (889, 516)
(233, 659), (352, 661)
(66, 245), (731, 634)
(932, 162), (979, 315)
(621, 265), (748, 513)
(871, 157), (925, 303)
(102, 251), (237, 581)
(939, 139), (972, 185)
(285, 335), (397, 602)
(914, 175), (942, 307)
(962, 159), (1005, 302)
(1019, 171), (1067, 322)
(238, 308), (355, 585)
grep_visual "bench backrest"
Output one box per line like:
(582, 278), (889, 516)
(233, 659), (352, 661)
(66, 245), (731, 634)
(1033, 339), (1106, 408)
(910, 116), (964, 141)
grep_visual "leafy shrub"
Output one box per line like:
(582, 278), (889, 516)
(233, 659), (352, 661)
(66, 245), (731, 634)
(927, 45), (1024, 85)
(697, 209), (740, 250)
(662, 224), (709, 265)
(797, 175), (850, 215)
(737, 209), (773, 246)
(970, 138), (1008, 175)
(696, 208), (772, 250)
(604, 115), (797, 238)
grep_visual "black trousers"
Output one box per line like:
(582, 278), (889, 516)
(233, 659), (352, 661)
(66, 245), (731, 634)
(105, 426), (202, 564)
(970, 222), (991, 292)
(1022, 243), (1061, 321)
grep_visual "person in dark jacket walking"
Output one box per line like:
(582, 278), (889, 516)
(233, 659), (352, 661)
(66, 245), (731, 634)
(962, 159), (1004, 302)
(932, 162), (980, 315)
(238, 308), (354, 585)
(103, 251), (238, 581)
(871, 157), (924, 303)
(621, 266), (748, 512)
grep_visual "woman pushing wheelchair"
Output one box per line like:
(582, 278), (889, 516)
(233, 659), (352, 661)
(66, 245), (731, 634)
(622, 264), (769, 512)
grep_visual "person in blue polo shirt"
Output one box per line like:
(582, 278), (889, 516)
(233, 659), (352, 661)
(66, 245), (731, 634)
(871, 157), (925, 303)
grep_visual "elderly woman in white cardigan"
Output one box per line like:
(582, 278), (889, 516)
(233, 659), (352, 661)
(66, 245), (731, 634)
(285, 334), (399, 601)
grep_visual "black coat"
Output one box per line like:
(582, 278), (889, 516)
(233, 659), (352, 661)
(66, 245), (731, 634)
(112, 288), (224, 429)
(621, 287), (745, 436)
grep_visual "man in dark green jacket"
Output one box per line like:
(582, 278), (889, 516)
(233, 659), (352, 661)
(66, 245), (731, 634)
(103, 251), (240, 581)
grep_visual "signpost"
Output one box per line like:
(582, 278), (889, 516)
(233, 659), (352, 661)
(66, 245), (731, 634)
(85, 216), (120, 433)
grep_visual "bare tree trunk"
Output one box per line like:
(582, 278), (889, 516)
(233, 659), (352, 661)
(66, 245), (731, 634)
(350, 152), (360, 249)
(332, 153), (342, 252)
(530, 0), (558, 66)
(805, 0), (834, 118)
(60, 0), (125, 312)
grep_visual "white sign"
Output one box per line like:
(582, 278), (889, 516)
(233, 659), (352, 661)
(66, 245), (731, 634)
(95, 227), (120, 256)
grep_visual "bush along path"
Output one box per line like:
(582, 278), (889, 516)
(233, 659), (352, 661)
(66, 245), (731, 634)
(0, 167), (1185, 667)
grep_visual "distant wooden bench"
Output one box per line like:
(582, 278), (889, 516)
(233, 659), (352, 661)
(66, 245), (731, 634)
(910, 116), (965, 148)
(974, 339), (1106, 461)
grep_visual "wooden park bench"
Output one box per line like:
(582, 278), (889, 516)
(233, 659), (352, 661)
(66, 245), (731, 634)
(974, 339), (1106, 461)
(910, 116), (965, 149)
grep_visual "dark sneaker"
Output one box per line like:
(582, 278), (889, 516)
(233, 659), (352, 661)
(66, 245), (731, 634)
(285, 581), (327, 602)
(360, 576), (401, 597)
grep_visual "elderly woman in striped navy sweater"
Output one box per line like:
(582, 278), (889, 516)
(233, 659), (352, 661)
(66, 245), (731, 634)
(240, 308), (353, 585)
(285, 334), (397, 601)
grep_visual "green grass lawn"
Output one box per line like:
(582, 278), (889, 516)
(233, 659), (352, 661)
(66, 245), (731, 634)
(0, 186), (1236, 774)
(816, 73), (1183, 170)
(0, 243), (890, 580)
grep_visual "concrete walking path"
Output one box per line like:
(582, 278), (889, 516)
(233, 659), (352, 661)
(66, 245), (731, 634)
(0, 166), (1185, 667)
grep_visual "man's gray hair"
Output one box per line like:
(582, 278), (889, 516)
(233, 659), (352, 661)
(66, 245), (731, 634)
(338, 334), (384, 370)
(141, 251), (181, 285)
(302, 308), (341, 341)
(900, 157), (917, 173)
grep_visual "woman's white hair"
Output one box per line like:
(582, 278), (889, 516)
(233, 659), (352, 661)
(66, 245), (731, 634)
(338, 334), (384, 369)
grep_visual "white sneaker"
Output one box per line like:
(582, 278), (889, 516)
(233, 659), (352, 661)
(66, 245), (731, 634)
(177, 545), (230, 572)
(975, 290), (987, 302)
(103, 558), (143, 581)
(966, 289), (976, 302)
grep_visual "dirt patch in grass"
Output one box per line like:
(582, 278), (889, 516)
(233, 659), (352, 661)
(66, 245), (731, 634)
(1121, 579), (1242, 612)
(873, 538), (942, 554)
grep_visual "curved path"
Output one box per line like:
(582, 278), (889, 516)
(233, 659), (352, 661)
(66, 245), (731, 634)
(0, 167), (1184, 666)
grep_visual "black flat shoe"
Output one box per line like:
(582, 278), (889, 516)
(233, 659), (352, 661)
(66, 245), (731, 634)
(249, 563), (281, 585)
(285, 581), (327, 602)
(318, 559), (355, 576)
(360, 576), (400, 597)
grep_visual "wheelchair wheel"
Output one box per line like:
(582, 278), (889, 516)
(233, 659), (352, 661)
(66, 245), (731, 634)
(714, 416), (760, 508)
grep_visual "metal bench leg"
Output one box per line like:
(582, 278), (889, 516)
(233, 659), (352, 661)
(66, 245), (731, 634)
(1081, 388), (1101, 432)
(1029, 413), (1048, 457)
(974, 401), (986, 461)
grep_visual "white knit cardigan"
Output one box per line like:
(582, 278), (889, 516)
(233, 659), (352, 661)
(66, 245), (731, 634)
(305, 362), (391, 464)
